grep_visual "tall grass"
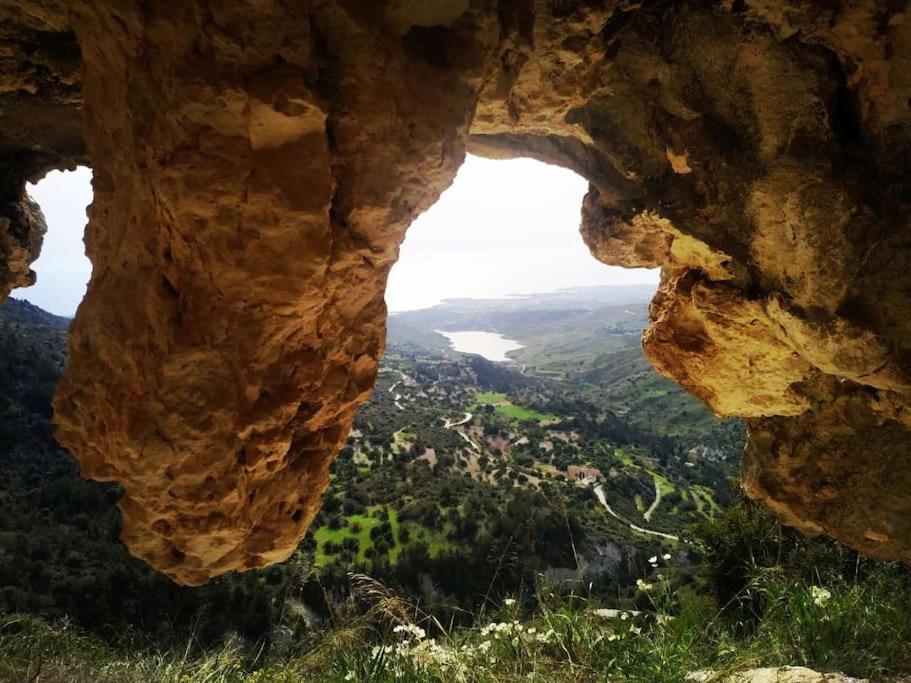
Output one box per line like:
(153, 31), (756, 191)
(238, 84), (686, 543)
(3, 563), (910, 682)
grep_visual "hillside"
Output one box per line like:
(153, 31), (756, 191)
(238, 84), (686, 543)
(4, 296), (911, 682)
(0, 292), (743, 647)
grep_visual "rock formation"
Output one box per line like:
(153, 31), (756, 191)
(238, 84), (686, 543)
(0, 2), (83, 301)
(0, 0), (908, 583)
(687, 666), (865, 683)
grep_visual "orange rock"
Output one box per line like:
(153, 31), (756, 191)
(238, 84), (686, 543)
(0, 0), (907, 582)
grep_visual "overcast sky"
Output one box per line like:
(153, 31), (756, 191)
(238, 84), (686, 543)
(14, 155), (657, 317)
(16, 167), (93, 317)
(386, 155), (657, 310)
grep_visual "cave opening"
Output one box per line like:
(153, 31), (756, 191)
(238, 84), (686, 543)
(385, 153), (659, 314)
(5, 149), (690, 590)
(328, 152), (709, 585)
(12, 166), (92, 318)
(1, 1), (911, 674)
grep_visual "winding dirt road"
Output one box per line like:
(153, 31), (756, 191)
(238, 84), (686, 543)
(643, 478), (662, 522)
(593, 484), (679, 542)
(442, 412), (480, 451)
(443, 412), (473, 428)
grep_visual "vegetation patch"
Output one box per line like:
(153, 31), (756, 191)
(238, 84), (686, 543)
(473, 391), (558, 423)
(689, 485), (721, 516)
(6, 504), (911, 682)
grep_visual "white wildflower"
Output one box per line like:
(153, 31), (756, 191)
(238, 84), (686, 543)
(810, 585), (832, 607)
(636, 578), (655, 592)
(393, 623), (426, 641)
(662, 553), (671, 560)
(371, 644), (393, 657)
(344, 672), (355, 681)
(648, 555), (658, 564)
(504, 598), (516, 607)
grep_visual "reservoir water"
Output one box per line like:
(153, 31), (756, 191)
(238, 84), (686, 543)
(436, 330), (524, 363)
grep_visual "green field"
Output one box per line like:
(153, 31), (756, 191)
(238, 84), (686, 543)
(313, 504), (455, 566)
(314, 506), (395, 564)
(474, 391), (558, 423)
(688, 485), (721, 516)
(649, 470), (676, 497)
(614, 447), (637, 469)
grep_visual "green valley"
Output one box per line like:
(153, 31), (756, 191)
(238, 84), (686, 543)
(3, 291), (911, 681)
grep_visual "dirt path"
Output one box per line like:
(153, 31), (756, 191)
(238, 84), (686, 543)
(593, 484), (679, 542)
(443, 412), (472, 428)
(442, 413), (480, 451)
(455, 430), (481, 451)
(643, 478), (662, 522)
(391, 370), (409, 409)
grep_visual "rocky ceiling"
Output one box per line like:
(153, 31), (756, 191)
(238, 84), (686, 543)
(0, 0), (909, 585)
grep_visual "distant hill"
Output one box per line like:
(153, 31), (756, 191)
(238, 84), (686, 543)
(0, 298), (70, 327)
(388, 285), (738, 444)
(0, 298), (69, 428)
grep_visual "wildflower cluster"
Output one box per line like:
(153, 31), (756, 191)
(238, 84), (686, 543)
(393, 623), (426, 641)
(594, 608), (645, 638)
(479, 620), (555, 646)
(363, 615), (565, 679)
(810, 585), (832, 608)
(636, 578), (655, 592)
(370, 622), (469, 679)
(647, 553), (672, 568)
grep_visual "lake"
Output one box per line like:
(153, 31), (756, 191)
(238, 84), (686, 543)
(436, 330), (524, 363)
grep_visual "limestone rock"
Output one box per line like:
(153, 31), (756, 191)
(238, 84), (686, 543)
(0, 0), (908, 583)
(0, 2), (84, 301)
(687, 666), (865, 683)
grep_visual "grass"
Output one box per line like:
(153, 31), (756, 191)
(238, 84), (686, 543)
(391, 429), (414, 455)
(314, 506), (396, 564)
(5, 566), (911, 682)
(475, 391), (509, 404)
(614, 447), (637, 469)
(0, 614), (253, 683)
(473, 392), (558, 423)
(651, 471), (675, 498)
(5, 498), (911, 682)
(689, 485), (721, 516)
(314, 506), (455, 566)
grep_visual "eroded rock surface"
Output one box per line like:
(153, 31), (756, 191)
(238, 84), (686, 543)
(688, 666), (865, 683)
(0, 0), (909, 582)
(0, 2), (83, 300)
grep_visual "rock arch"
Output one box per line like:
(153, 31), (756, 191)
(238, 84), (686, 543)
(0, 0), (909, 584)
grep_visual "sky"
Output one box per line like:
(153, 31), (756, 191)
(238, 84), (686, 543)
(385, 155), (657, 311)
(14, 155), (658, 317)
(15, 167), (93, 317)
